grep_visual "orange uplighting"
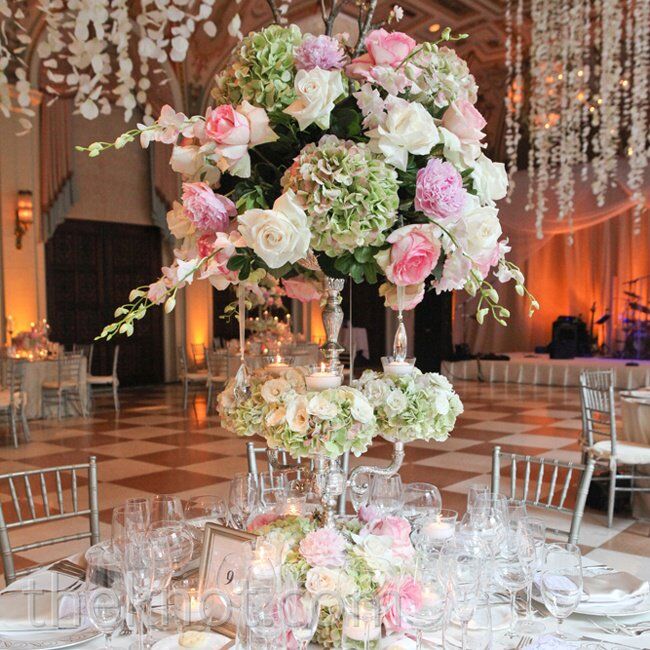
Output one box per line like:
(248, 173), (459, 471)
(310, 301), (325, 344)
(15, 190), (33, 249)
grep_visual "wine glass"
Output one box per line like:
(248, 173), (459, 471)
(228, 473), (260, 529)
(368, 474), (403, 515)
(466, 484), (490, 510)
(506, 499), (527, 529)
(448, 553), (482, 650)
(540, 543), (583, 640)
(404, 566), (446, 650)
(150, 494), (184, 523)
(121, 541), (155, 650)
(111, 503), (149, 555)
(143, 530), (174, 643)
(402, 482), (442, 524)
(494, 528), (535, 638)
(85, 542), (125, 649)
(149, 520), (194, 573)
(280, 588), (320, 650)
(184, 495), (227, 543)
(244, 582), (282, 649)
(515, 517), (546, 634)
(258, 471), (290, 507)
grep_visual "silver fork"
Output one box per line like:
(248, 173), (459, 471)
(516, 635), (533, 649)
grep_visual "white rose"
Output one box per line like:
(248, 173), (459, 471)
(284, 68), (345, 131)
(265, 405), (286, 427)
(439, 126), (482, 169)
(305, 567), (354, 607)
(238, 190), (311, 269)
(307, 394), (338, 420)
(385, 389), (408, 416)
(459, 196), (502, 265)
(363, 379), (390, 406)
(470, 154), (508, 205)
(166, 201), (195, 240)
(353, 534), (396, 575)
(351, 394), (374, 424)
(260, 378), (290, 403)
(285, 395), (310, 434)
(366, 96), (439, 171)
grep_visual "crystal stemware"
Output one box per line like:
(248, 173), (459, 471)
(85, 542), (125, 649)
(402, 482), (442, 524)
(448, 553), (482, 650)
(183, 495), (227, 543)
(121, 541), (155, 650)
(228, 472), (260, 529)
(368, 474), (403, 516)
(280, 588), (320, 650)
(540, 543), (583, 640)
(150, 494), (184, 523)
(148, 520), (194, 573)
(514, 517), (547, 634)
(404, 566), (446, 650)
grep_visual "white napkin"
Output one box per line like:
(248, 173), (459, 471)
(582, 571), (649, 604)
(0, 571), (83, 631)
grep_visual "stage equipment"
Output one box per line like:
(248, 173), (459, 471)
(549, 315), (590, 359)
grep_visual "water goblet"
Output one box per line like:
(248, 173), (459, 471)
(466, 484), (490, 510)
(368, 474), (403, 516)
(402, 482), (442, 524)
(506, 499), (528, 529)
(85, 542), (126, 649)
(150, 494), (184, 523)
(148, 520), (194, 573)
(540, 543), (583, 640)
(183, 495), (227, 543)
(280, 588), (320, 650)
(514, 517), (546, 634)
(228, 473), (260, 529)
(111, 503), (149, 556)
(404, 566), (446, 649)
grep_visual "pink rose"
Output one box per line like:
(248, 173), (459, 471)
(204, 104), (250, 146)
(415, 158), (467, 222)
(181, 182), (237, 233)
(380, 576), (423, 634)
(246, 512), (281, 532)
(282, 277), (321, 303)
(441, 99), (487, 145)
(379, 282), (425, 311)
(199, 231), (245, 291)
(377, 225), (441, 286)
(299, 528), (347, 568)
(346, 29), (416, 79)
(363, 516), (414, 560)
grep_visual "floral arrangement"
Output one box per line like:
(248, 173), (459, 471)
(79, 19), (538, 342)
(247, 511), (420, 647)
(218, 366), (376, 459)
(354, 369), (464, 443)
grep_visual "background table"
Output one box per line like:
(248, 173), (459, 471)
(621, 396), (650, 519)
(339, 326), (369, 359)
(21, 358), (89, 419)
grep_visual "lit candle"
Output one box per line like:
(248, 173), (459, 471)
(305, 362), (342, 391)
(266, 354), (289, 376)
(343, 603), (381, 642)
(422, 519), (455, 541)
(178, 590), (203, 623)
(421, 585), (443, 608)
(384, 361), (413, 376)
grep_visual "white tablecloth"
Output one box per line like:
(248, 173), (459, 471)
(21, 358), (89, 419)
(339, 327), (369, 358)
(621, 396), (650, 518)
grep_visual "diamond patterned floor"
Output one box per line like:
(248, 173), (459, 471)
(1, 380), (648, 583)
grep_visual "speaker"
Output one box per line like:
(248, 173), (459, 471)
(549, 316), (589, 359)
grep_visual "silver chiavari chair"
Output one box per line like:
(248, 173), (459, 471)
(0, 360), (30, 447)
(41, 353), (87, 419)
(72, 343), (94, 375)
(205, 348), (228, 414)
(0, 456), (100, 585)
(177, 346), (207, 410)
(491, 445), (595, 544)
(579, 369), (650, 527)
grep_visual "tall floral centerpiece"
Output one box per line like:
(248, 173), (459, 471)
(80, 1), (537, 520)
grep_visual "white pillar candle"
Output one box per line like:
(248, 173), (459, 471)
(384, 361), (413, 377)
(343, 605), (381, 641)
(305, 362), (342, 390)
(422, 520), (455, 541)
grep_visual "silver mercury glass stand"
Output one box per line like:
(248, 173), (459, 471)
(266, 276), (405, 526)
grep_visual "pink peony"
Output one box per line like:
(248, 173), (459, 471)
(299, 528), (347, 568)
(363, 516), (414, 560)
(378, 225), (441, 287)
(294, 34), (346, 71)
(441, 99), (487, 145)
(346, 29), (416, 79)
(282, 277), (321, 303)
(357, 504), (380, 524)
(204, 104), (250, 146)
(379, 282), (425, 311)
(181, 182), (237, 233)
(415, 158), (467, 221)
(380, 576), (423, 634)
(247, 512), (281, 532)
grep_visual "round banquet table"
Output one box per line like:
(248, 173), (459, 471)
(19, 358), (89, 419)
(621, 396), (650, 519)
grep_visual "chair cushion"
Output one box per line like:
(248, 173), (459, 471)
(185, 372), (207, 381)
(0, 390), (27, 408)
(590, 439), (650, 465)
(87, 375), (115, 385)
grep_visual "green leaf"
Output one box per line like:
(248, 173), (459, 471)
(353, 247), (375, 264)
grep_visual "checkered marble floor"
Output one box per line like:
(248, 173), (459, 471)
(1, 380), (648, 584)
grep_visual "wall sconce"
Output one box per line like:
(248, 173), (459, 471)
(15, 190), (33, 249)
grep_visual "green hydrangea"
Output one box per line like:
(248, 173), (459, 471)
(213, 24), (302, 112)
(281, 135), (400, 256)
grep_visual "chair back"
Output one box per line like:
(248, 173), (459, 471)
(177, 346), (188, 379)
(72, 344), (94, 374)
(59, 353), (84, 386)
(205, 348), (227, 380)
(579, 369), (617, 455)
(0, 457), (100, 584)
(191, 343), (206, 371)
(491, 446), (595, 544)
(5, 360), (26, 410)
(111, 345), (120, 379)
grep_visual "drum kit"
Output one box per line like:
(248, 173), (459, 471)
(622, 284), (650, 360)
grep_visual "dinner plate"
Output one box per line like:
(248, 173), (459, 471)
(0, 627), (100, 649)
(533, 588), (650, 618)
(152, 632), (233, 649)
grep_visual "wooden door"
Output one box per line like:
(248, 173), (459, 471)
(45, 219), (164, 386)
(414, 291), (453, 372)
